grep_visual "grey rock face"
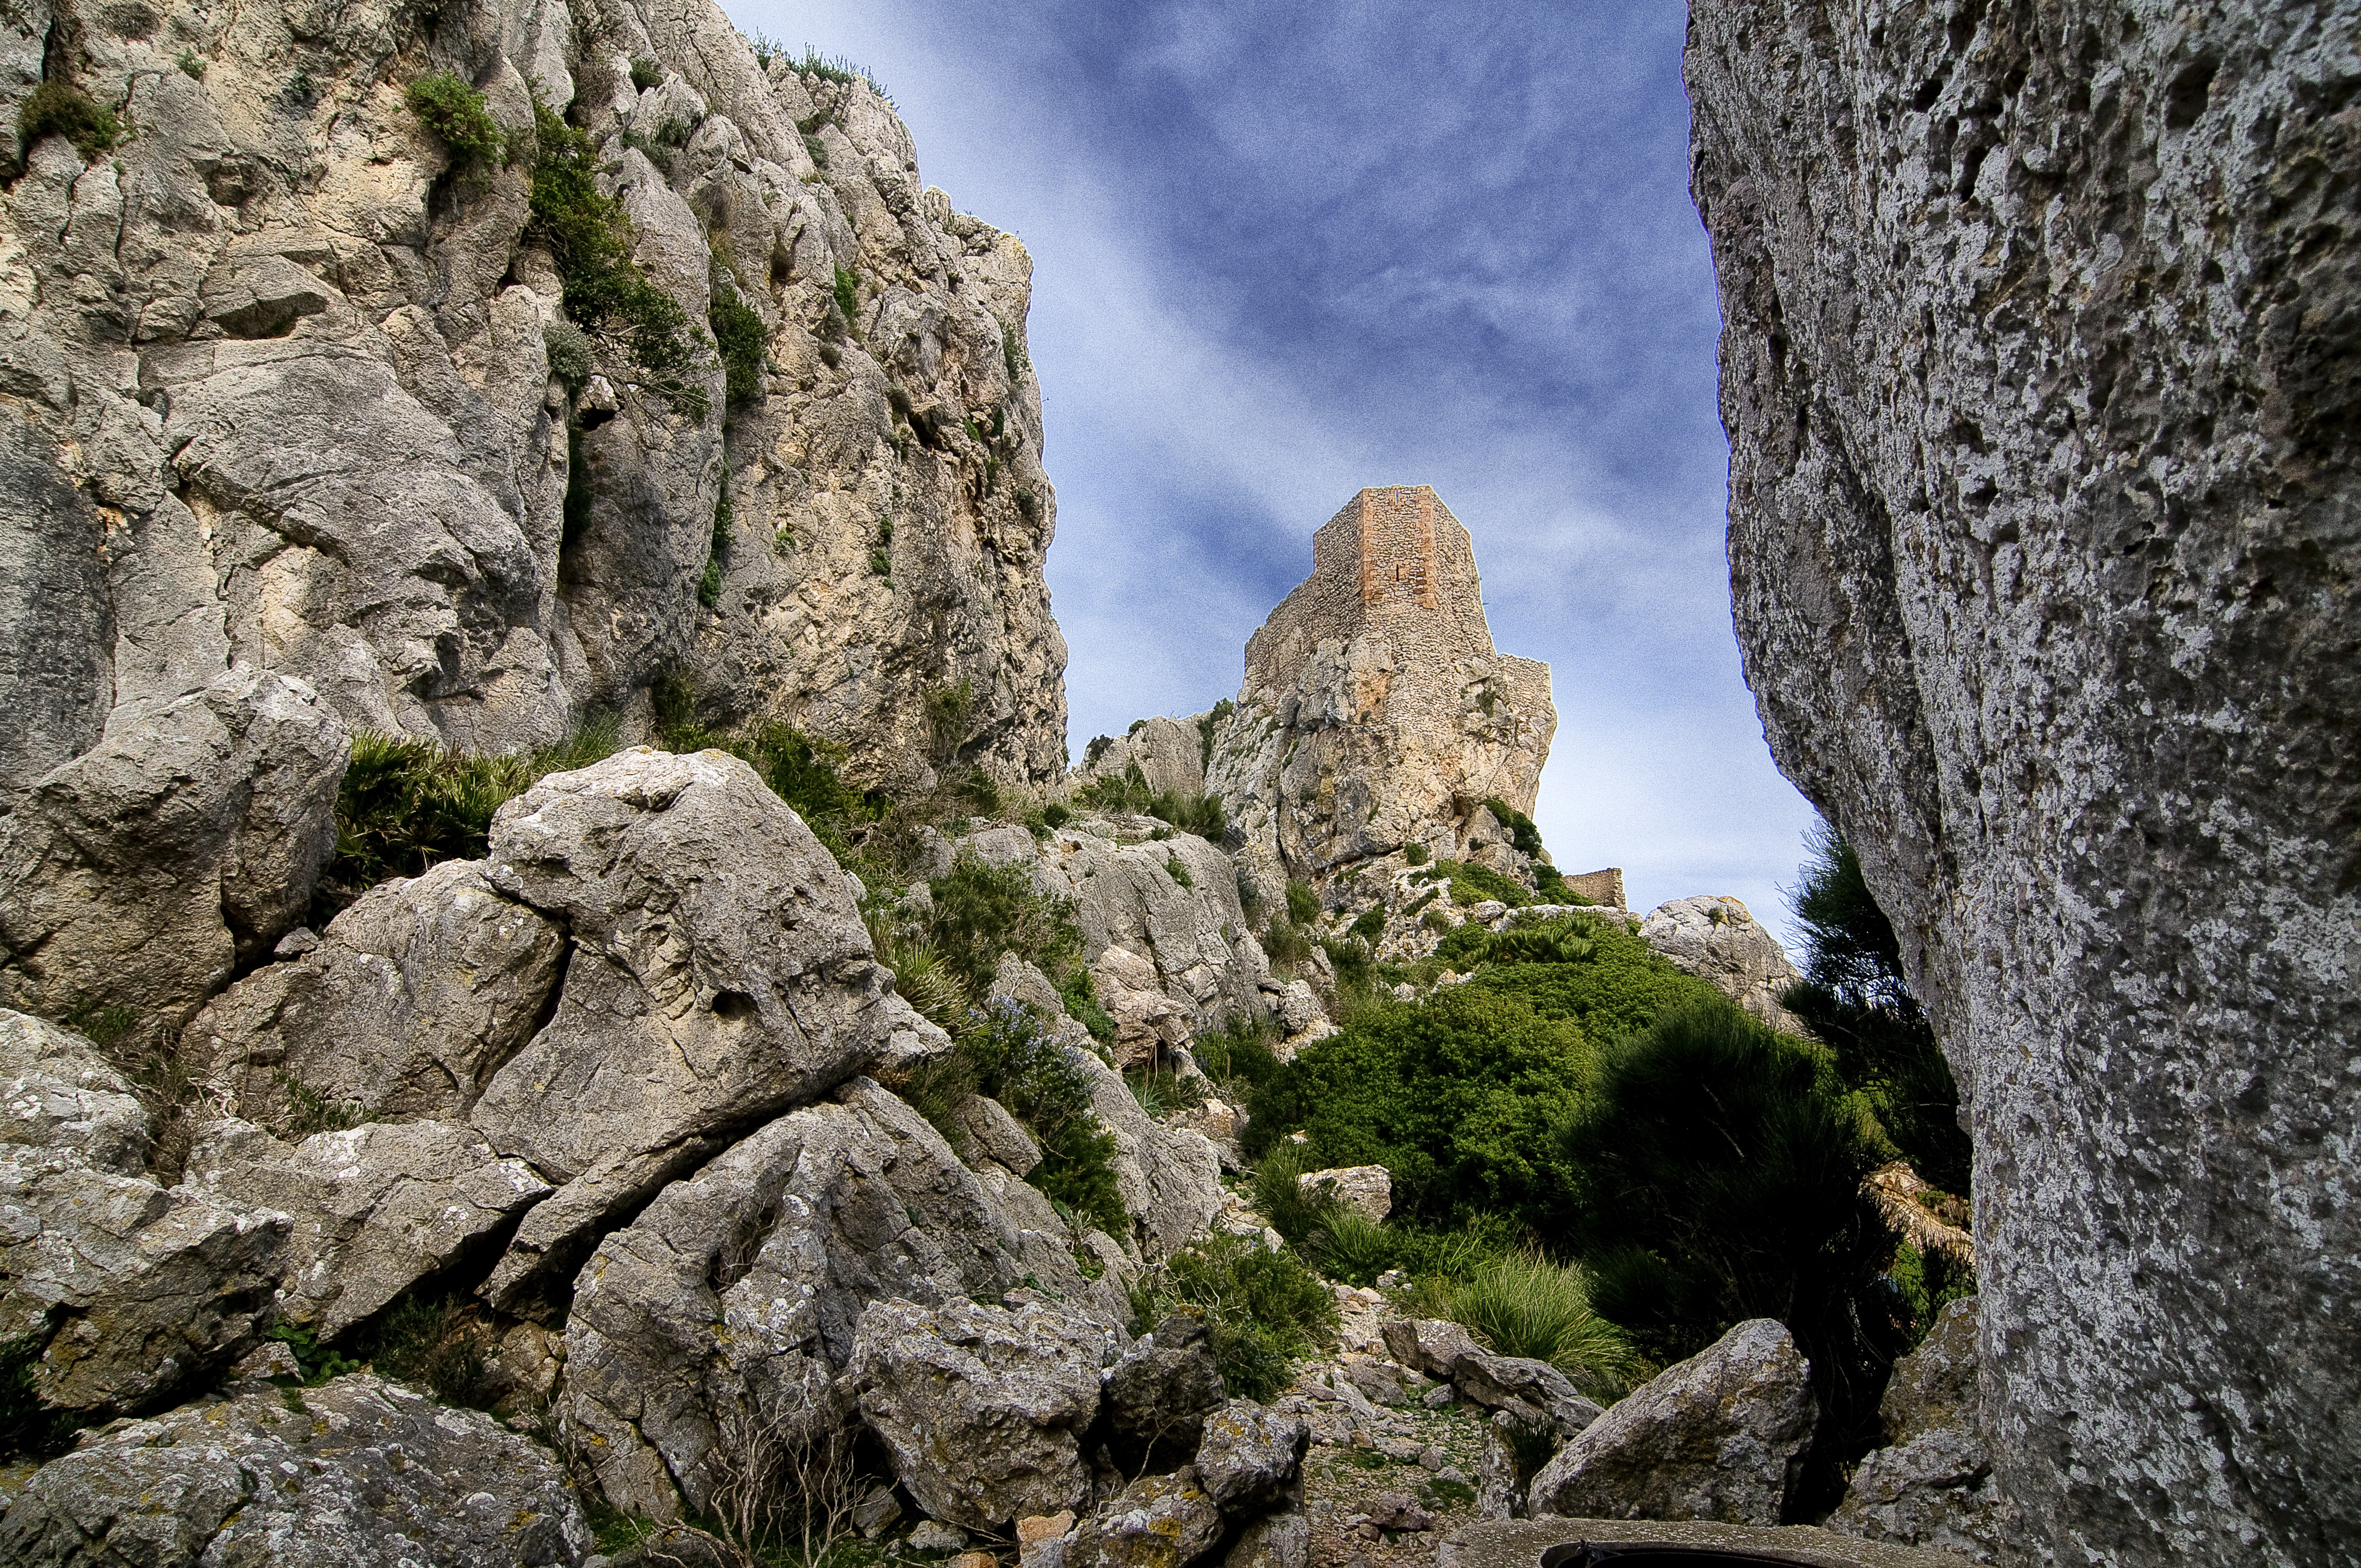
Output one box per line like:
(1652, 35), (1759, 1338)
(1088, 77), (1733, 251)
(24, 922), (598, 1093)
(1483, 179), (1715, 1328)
(465, 749), (946, 1302)
(0, 412), (112, 796)
(1829, 1299), (2003, 1562)
(189, 859), (565, 1133)
(178, 1117), (549, 1337)
(562, 1078), (1102, 1520)
(1, 1010), (150, 1174)
(0, 0), (1065, 790)
(1194, 1398), (1310, 1516)
(1076, 716), (1209, 798)
(1378, 1318), (1600, 1438)
(1526, 1318), (1815, 1526)
(1074, 1046), (1224, 1261)
(850, 1294), (1115, 1530)
(1686, 5), (2359, 1560)
(0, 1010), (286, 1419)
(1103, 1314), (1227, 1465)
(0, 666), (348, 1022)
(0, 1373), (591, 1566)
(1637, 897), (1802, 1033)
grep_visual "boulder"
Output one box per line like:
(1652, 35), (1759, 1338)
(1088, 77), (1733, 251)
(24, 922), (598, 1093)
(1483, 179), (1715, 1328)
(1378, 1319), (1598, 1437)
(0, 1373), (590, 1566)
(954, 1094), (1043, 1177)
(1193, 1399), (1310, 1516)
(1076, 717), (1209, 799)
(1687, 3), (2361, 1556)
(1102, 1314), (1227, 1465)
(0, 1013), (287, 1419)
(1073, 1048), (1223, 1260)
(466, 749), (947, 1302)
(1526, 1318), (1816, 1526)
(0, 666), (347, 1022)
(1062, 1466), (1226, 1568)
(1296, 1165), (1390, 1223)
(189, 859), (566, 1132)
(1223, 1509), (1311, 1568)
(849, 1295), (1113, 1531)
(1828, 1299), (2003, 1562)
(1637, 897), (1803, 1033)
(1, 1010), (149, 1174)
(563, 1078), (1105, 1519)
(178, 1117), (550, 1337)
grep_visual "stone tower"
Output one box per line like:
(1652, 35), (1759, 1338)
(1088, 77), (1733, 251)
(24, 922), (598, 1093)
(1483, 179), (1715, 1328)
(1210, 487), (1557, 908)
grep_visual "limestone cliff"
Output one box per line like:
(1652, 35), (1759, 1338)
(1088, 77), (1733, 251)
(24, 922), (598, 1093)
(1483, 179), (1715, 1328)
(0, 0), (1064, 1019)
(1208, 486), (1557, 909)
(1688, 3), (2359, 1563)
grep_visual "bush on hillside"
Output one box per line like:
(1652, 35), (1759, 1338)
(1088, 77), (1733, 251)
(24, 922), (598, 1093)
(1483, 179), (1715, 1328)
(1127, 1231), (1336, 1402)
(1074, 761), (1227, 840)
(1412, 857), (1533, 908)
(922, 856), (1083, 995)
(324, 717), (621, 903)
(1444, 912), (1726, 1044)
(1432, 1250), (1647, 1403)
(1556, 998), (1905, 1507)
(1242, 985), (1594, 1230)
(404, 71), (503, 165)
(16, 81), (117, 164)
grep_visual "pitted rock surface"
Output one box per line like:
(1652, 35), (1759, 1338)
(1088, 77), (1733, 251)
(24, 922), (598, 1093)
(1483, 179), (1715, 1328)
(0, 1373), (591, 1566)
(1688, 3), (2360, 1559)
(1829, 1299), (2003, 1562)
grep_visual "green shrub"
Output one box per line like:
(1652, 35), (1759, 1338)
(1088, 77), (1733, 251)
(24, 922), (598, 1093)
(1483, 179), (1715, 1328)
(16, 81), (117, 163)
(1197, 699), (1234, 767)
(324, 716), (621, 900)
(923, 855), (1083, 995)
(1885, 1240), (1974, 1346)
(404, 71), (503, 164)
(1260, 916), (1311, 972)
(1165, 854), (1193, 889)
(1192, 1015), (1284, 1101)
(1284, 880), (1320, 926)
(527, 101), (707, 419)
(1557, 998), (1904, 1504)
(629, 57), (662, 91)
(1403, 842), (1430, 866)
(648, 677), (887, 854)
(265, 1321), (363, 1387)
(1479, 797), (1544, 858)
(1073, 763), (1226, 840)
(791, 49), (894, 106)
(1347, 906), (1386, 941)
(709, 282), (767, 407)
(1781, 825), (1971, 1195)
(1432, 1250), (1644, 1402)
(1414, 857), (1533, 908)
(177, 48), (206, 80)
(1449, 913), (1725, 1044)
(831, 263), (861, 329)
(1127, 1231), (1336, 1402)
(1244, 986), (1594, 1231)
(1249, 1142), (1340, 1249)
(544, 320), (592, 394)
(365, 1294), (491, 1405)
(965, 999), (1126, 1235)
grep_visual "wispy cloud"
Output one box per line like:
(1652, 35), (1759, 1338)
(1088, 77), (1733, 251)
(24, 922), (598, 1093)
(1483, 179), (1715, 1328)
(724, 0), (1824, 947)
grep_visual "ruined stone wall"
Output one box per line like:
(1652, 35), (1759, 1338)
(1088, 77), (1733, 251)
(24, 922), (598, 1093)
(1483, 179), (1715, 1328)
(1212, 487), (1555, 910)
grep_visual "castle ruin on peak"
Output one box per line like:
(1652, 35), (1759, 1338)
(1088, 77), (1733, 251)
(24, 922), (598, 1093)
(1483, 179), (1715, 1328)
(1206, 485), (1561, 909)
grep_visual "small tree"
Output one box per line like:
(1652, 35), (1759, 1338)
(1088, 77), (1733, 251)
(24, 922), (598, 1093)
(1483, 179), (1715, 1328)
(1782, 823), (1972, 1196)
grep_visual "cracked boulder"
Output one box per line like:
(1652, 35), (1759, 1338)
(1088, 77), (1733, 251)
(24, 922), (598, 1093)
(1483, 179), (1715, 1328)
(178, 1117), (550, 1338)
(1636, 897), (1802, 1033)
(562, 1077), (1109, 1520)
(1102, 1314), (1227, 1468)
(1828, 1299), (2004, 1561)
(1193, 1399), (1310, 1516)
(0, 1373), (591, 1566)
(188, 859), (565, 1134)
(462, 749), (948, 1305)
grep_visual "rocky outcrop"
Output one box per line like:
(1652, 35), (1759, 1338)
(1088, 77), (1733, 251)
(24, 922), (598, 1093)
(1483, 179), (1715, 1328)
(561, 1076), (1112, 1520)
(1525, 1318), (1814, 1526)
(958, 818), (1277, 1055)
(1077, 716), (1210, 798)
(178, 1116), (549, 1337)
(1297, 1166), (1391, 1224)
(1380, 1319), (1602, 1440)
(849, 1294), (1117, 1531)
(0, 0), (1065, 1022)
(1206, 487), (1555, 909)
(0, 1009), (287, 1419)
(1102, 1314), (1228, 1466)
(1637, 897), (1802, 1033)
(189, 858), (566, 1133)
(1687, 5), (2359, 1560)
(468, 748), (945, 1303)
(0, 1373), (591, 1566)
(1829, 1299), (2003, 1563)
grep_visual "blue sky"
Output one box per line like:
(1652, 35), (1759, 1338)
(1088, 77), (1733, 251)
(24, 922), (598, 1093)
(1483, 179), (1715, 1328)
(724, 0), (1823, 948)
